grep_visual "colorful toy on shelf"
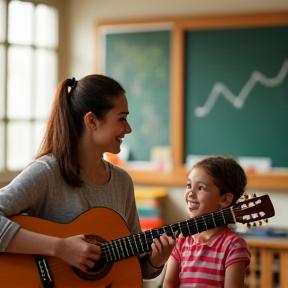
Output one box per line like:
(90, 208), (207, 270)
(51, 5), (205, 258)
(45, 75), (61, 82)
(104, 153), (125, 168)
(135, 188), (167, 231)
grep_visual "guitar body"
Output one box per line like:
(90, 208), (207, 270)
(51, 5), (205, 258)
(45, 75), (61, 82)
(0, 208), (143, 288)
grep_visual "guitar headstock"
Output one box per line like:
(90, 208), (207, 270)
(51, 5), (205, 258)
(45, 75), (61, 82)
(232, 194), (275, 228)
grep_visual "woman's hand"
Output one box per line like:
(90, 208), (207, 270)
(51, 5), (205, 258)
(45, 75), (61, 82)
(148, 233), (176, 268)
(56, 235), (102, 273)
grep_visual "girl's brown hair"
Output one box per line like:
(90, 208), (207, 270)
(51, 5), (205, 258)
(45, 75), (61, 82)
(194, 155), (247, 205)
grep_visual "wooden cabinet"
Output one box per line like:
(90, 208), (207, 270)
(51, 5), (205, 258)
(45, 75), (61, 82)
(245, 238), (288, 288)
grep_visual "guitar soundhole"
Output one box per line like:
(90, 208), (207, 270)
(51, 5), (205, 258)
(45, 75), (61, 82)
(72, 234), (113, 281)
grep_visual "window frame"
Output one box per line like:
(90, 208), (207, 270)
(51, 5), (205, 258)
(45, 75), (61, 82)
(0, 0), (60, 184)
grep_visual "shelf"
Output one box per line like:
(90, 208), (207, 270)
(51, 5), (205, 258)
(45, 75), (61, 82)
(128, 168), (288, 191)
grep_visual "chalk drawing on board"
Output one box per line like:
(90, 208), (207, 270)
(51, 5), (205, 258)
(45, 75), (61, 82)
(194, 59), (288, 118)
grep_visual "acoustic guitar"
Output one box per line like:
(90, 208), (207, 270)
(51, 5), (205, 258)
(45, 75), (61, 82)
(0, 194), (274, 288)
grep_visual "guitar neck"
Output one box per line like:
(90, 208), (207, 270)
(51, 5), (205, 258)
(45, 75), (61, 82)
(102, 207), (235, 262)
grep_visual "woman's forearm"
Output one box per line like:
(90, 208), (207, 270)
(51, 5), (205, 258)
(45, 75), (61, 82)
(5, 227), (60, 256)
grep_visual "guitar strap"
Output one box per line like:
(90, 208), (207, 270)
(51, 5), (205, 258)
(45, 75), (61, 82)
(34, 255), (54, 288)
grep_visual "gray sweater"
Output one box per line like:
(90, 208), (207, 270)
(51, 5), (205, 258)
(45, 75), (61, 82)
(0, 155), (162, 278)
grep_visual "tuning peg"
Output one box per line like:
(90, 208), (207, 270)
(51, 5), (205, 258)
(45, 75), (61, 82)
(246, 223), (251, 229)
(265, 219), (268, 223)
(253, 223), (257, 227)
(237, 195), (245, 203)
(253, 193), (257, 197)
(259, 221), (262, 226)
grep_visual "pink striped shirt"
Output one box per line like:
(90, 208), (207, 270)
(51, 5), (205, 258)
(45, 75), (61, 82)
(171, 227), (250, 288)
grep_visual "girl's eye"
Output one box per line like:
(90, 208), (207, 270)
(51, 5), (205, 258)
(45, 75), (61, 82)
(199, 185), (205, 191)
(186, 182), (191, 188)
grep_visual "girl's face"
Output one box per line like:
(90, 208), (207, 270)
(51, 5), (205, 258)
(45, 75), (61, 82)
(185, 166), (225, 218)
(95, 92), (132, 154)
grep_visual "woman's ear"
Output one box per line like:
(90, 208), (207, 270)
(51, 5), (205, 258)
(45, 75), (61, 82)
(84, 111), (97, 130)
(220, 193), (234, 208)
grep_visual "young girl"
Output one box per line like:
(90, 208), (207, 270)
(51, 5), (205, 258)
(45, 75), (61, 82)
(164, 156), (250, 288)
(0, 75), (175, 284)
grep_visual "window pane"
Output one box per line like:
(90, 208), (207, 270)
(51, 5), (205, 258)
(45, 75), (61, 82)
(7, 46), (33, 119)
(0, 122), (4, 171)
(0, 0), (6, 42)
(34, 121), (46, 153)
(34, 49), (57, 118)
(0, 45), (5, 117)
(8, 0), (34, 45)
(35, 4), (58, 48)
(7, 121), (31, 170)
(7, 121), (46, 170)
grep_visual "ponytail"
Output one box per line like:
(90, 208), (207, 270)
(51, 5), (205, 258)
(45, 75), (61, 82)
(35, 78), (82, 187)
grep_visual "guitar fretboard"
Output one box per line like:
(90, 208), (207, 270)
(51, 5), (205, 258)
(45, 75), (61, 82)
(102, 207), (235, 262)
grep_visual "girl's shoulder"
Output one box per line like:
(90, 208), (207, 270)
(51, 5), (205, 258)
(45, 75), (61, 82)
(217, 227), (248, 248)
(175, 233), (195, 248)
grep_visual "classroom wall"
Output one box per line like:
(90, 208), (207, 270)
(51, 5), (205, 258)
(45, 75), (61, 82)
(61, 0), (288, 229)
(62, 0), (288, 79)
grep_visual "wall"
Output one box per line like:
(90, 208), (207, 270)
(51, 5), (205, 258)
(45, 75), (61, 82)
(61, 0), (288, 229)
(62, 0), (288, 78)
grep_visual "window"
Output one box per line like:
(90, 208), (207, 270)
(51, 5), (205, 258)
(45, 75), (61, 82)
(0, 0), (58, 176)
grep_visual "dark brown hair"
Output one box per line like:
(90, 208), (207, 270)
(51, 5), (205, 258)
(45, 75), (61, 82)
(193, 155), (247, 205)
(35, 74), (125, 187)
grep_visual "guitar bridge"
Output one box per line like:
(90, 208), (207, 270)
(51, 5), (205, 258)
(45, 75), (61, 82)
(35, 255), (53, 288)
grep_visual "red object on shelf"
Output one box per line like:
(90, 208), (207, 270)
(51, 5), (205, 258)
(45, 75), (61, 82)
(140, 217), (163, 231)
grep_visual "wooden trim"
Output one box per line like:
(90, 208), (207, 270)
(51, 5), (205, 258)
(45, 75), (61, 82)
(171, 24), (185, 170)
(95, 11), (288, 28)
(247, 172), (288, 191)
(127, 168), (187, 187)
(177, 11), (288, 30)
(261, 249), (274, 288)
(94, 25), (101, 73)
(4, 169), (288, 191)
(243, 238), (288, 249)
(127, 169), (288, 191)
(280, 250), (288, 288)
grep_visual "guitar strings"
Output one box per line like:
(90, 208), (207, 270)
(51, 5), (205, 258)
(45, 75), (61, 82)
(100, 208), (235, 261)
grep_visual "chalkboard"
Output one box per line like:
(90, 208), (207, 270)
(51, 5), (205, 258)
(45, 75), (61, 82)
(104, 30), (171, 161)
(184, 26), (288, 168)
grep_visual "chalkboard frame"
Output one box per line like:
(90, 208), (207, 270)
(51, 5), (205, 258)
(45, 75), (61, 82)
(95, 12), (288, 191)
(96, 22), (173, 162)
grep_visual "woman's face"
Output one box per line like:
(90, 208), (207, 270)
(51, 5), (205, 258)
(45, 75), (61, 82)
(95, 92), (132, 154)
(184, 166), (224, 218)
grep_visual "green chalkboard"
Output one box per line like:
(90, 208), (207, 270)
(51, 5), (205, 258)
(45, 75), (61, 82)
(105, 30), (171, 161)
(184, 26), (288, 167)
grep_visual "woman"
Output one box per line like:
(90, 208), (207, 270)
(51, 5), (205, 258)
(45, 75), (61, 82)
(0, 75), (175, 284)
